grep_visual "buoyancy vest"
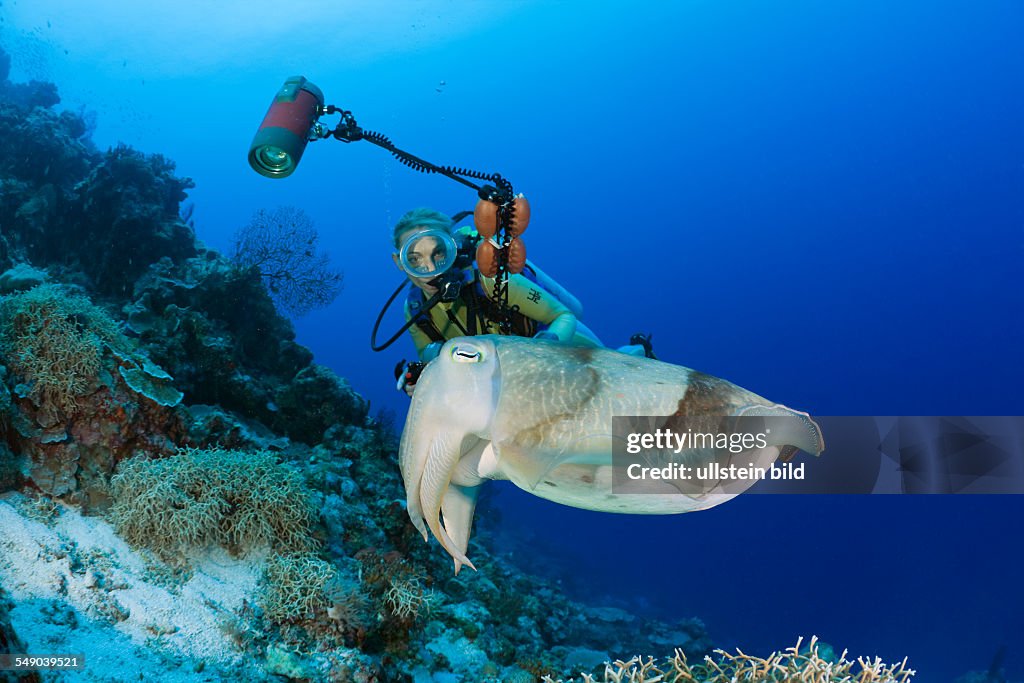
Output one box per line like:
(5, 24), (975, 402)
(406, 268), (544, 342)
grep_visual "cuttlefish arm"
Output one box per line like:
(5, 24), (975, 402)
(437, 438), (495, 573)
(418, 434), (476, 572)
(439, 484), (479, 574)
(398, 340), (499, 573)
(402, 422), (480, 573)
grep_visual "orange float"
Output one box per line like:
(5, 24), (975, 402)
(474, 198), (498, 239)
(507, 237), (526, 274)
(475, 193), (529, 276)
(475, 239), (499, 277)
(511, 194), (530, 236)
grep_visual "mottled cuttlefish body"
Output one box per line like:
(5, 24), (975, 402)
(398, 335), (824, 573)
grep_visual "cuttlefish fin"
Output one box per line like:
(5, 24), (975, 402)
(440, 483), (480, 575)
(737, 404), (826, 456)
(501, 433), (615, 491)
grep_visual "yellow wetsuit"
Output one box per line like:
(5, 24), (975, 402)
(404, 270), (598, 361)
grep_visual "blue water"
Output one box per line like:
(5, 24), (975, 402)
(4, 1), (1022, 679)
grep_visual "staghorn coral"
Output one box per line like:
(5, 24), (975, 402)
(545, 636), (915, 683)
(108, 447), (318, 560)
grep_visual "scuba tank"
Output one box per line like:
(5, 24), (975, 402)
(520, 258), (584, 320)
(517, 256), (603, 346)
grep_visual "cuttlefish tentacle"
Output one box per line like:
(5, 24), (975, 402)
(398, 392), (433, 541)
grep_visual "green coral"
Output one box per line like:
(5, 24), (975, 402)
(0, 283), (121, 415)
(109, 447), (317, 560)
(106, 342), (183, 406)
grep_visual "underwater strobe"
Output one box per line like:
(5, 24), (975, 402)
(248, 76), (325, 178)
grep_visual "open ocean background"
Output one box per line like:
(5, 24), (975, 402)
(3, 1), (1022, 679)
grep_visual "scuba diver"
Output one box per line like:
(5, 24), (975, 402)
(391, 207), (655, 395)
(242, 76), (654, 393)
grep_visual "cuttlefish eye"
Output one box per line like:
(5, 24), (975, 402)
(450, 343), (484, 363)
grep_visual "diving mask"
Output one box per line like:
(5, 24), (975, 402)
(398, 228), (459, 279)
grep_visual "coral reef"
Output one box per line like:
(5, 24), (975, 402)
(0, 281), (187, 503)
(260, 552), (338, 622)
(63, 144), (197, 294)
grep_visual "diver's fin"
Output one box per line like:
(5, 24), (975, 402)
(629, 332), (658, 360)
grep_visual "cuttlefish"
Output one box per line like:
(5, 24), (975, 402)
(399, 335), (824, 573)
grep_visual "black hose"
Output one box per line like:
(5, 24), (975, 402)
(370, 280), (445, 352)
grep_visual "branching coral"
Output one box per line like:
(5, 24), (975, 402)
(0, 283), (122, 416)
(260, 552), (338, 622)
(356, 549), (440, 624)
(545, 636), (915, 683)
(108, 447), (317, 560)
(382, 570), (438, 621)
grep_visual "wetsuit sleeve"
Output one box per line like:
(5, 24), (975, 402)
(481, 273), (578, 342)
(404, 300), (435, 361)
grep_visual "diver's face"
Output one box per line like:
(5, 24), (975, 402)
(394, 228), (447, 292)
(406, 235), (447, 275)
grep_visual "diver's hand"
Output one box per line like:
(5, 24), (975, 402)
(533, 331), (560, 342)
(394, 360), (426, 397)
(396, 368), (417, 397)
